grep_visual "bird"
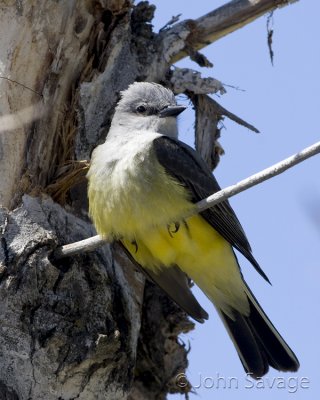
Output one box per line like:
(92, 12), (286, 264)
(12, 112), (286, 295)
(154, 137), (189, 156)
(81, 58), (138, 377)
(87, 81), (299, 378)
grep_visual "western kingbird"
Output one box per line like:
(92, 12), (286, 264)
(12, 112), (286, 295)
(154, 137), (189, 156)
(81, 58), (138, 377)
(87, 82), (299, 377)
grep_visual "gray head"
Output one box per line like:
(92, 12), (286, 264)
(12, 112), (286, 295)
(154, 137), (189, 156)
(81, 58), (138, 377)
(111, 82), (186, 137)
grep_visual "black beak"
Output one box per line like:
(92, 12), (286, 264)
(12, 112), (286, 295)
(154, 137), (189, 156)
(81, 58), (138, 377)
(159, 105), (187, 118)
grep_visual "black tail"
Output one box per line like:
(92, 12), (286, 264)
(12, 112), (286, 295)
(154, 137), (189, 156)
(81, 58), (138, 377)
(218, 287), (299, 378)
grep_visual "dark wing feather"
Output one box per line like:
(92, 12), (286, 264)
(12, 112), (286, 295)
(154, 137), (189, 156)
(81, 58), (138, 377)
(119, 242), (209, 323)
(153, 135), (270, 283)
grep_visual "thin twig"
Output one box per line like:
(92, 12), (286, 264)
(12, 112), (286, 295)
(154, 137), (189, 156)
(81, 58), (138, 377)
(209, 97), (260, 133)
(53, 140), (320, 260)
(159, 14), (182, 32)
(266, 11), (275, 66)
(0, 76), (43, 97)
(196, 140), (320, 212)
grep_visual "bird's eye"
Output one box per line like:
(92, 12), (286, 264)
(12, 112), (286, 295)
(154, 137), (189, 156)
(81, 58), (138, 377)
(136, 105), (146, 113)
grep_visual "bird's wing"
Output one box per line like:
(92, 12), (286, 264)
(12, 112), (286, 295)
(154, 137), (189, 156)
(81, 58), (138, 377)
(118, 242), (209, 323)
(153, 135), (270, 283)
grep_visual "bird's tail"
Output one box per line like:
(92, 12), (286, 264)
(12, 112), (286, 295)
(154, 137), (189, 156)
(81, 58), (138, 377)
(216, 283), (299, 378)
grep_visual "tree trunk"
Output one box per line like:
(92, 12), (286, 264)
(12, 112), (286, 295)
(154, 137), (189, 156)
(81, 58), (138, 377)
(0, 0), (297, 398)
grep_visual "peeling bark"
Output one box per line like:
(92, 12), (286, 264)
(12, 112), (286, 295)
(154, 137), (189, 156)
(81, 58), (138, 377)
(159, 0), (298, 65)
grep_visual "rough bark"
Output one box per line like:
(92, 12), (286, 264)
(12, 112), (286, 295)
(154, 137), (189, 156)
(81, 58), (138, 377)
(1, 195), (141, 400)
(0, 0), (298, 398)
(0, 195), (192, 399)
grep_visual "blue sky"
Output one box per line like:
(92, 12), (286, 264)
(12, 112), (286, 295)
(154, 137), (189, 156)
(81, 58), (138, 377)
(150, 1), (320, 399)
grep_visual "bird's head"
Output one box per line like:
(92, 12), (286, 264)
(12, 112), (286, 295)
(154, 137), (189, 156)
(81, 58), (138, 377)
(111, 82), (186, 137)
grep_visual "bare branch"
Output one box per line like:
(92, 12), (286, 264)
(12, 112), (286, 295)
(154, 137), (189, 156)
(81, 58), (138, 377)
(190, 93), (258, 171)
(192, 93), (223, 170)
(208, 96), (260, 133)
(196, 140), (320, 212)
(170, 68), (225, 95)
(53, 234), (106, 260)
(53, 139), (320, 260)
(160, 0), (298, 65)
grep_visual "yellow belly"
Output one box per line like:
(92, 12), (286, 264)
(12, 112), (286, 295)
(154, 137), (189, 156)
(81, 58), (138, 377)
(122, 214), (249, 318)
